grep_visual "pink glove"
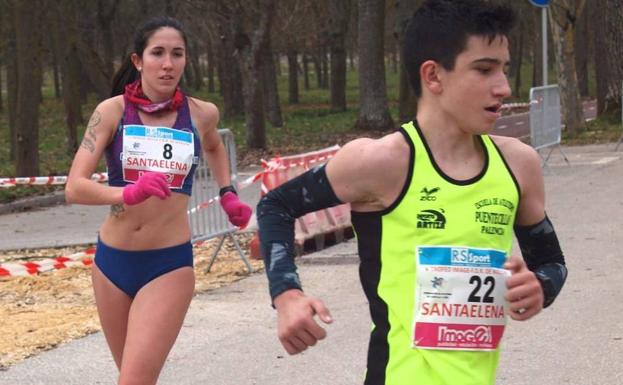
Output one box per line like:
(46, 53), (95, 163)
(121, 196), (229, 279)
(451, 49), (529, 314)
(220, 192), (252, 228)
(122, 172), (171, 205)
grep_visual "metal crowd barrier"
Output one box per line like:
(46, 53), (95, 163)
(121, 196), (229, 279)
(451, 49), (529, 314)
(529, 84), (569, 168)
(188, 128), (253, 272)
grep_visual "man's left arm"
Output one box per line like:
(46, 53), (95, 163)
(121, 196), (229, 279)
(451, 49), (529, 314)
(508, 144), (568, 320)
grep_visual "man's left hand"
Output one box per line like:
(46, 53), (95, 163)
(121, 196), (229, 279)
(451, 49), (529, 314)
(504, 255), (544, 321)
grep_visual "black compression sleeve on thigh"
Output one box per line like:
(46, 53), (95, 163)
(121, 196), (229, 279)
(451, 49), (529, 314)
(257, 165), (344, 300)
(514, 215), (568, 308)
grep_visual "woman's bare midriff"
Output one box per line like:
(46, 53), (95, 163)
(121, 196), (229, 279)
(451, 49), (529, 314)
(98, 192), (191, 250)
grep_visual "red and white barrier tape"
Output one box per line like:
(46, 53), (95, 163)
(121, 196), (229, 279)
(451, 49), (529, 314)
(0, 248), (95, 277)
(0, 173), (108, 188)
(259, 145), (340, 195)
(500, 102), (531, 110)
(189, 147), (339, 212)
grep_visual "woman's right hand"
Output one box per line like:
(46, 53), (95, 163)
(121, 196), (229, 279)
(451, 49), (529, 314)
(122, 172), (171, 205)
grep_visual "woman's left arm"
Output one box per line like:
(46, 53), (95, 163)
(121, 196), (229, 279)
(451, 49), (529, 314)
(190, 98), (231, 188)
(190, 98), (252, 227)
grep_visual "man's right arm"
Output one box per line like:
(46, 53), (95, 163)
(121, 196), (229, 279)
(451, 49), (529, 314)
(257, 164), (344, 300)
(256, 138), (389, 354)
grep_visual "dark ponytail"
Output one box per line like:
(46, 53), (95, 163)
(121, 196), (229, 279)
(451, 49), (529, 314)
(110, 56), (139, 97)
(110, 16), (188, 97)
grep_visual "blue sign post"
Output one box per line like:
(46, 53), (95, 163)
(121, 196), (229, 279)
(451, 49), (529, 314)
(529, 0), (551, 7)
(528, 0), (551, 85)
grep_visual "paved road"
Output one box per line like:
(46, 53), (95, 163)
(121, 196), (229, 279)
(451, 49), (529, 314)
(493, 99), (597, 139)
(1, 143), (622, 384)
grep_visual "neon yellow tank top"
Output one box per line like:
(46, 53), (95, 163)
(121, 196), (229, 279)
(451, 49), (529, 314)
(351, 121), (520, 385)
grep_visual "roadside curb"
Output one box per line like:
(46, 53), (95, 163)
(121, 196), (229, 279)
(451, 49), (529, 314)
(0, 191), (66, 216)
(0, 166), (264, 217)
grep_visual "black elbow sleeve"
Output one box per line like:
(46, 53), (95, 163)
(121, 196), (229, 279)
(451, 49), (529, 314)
(514, 215), (568, 308)
(256, 165), (343, 299)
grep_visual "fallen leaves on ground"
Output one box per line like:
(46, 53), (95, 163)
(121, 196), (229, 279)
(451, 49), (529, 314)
(0, 233), (263, 370)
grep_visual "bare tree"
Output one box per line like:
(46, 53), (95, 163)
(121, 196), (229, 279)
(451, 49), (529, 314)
(262, 37), (283, 127)
(592, 1), (610, 114)
(549, 0), (587, 135)
(205, 11), (245, 119)
(273, 1), (318, 102)
(355, 0), (394, 131)
(574, 6), (589, 97)
(532, 7), (544, 87)
(96, 0), (121, 79)
(602, 0), (623, 116)
(52, 0), (84, 156)
(0, 63), (3, 113)
(205, 35), (216, 93)
(394, 0), (420, 123)
(287, 50), (299, 104)
(14, 0), (44, 176)
(1, 0), (18, 161)
(328, 0), (352, 111)
(208, 0), (275, 149)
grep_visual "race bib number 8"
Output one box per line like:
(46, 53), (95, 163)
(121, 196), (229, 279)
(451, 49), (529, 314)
(122, 125), (195, 189)
(412, 246), (510, 351)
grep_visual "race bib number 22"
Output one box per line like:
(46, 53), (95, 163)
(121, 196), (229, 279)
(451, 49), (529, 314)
(412, 246), (510, 351)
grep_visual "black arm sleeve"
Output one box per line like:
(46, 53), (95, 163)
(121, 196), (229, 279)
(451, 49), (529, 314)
(256, 165), (344, 300)
(514, 215), (568, 308)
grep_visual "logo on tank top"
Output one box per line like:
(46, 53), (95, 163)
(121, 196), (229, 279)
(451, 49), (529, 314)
(474, 197), (515, 236)
(417, 209), (446, 229)
(420, 186), (440, 201)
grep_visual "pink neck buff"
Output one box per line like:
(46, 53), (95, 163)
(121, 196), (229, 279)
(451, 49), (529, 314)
(124, 80), (184, 113)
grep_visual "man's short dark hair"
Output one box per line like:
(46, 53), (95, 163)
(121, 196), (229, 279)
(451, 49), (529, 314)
(403, 0), (516, 98)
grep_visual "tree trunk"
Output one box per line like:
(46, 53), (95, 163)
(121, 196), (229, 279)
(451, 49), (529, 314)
(328, 0), (351, 111)
(190, 43), (204, 91)
(0, 66), (3, 112)
(303, 54), (310, 91)
(395, 0), (420, 123)
(14, 0), (44, 176)
(7, 37), (18, 162)
(532, 7), (543, 88)
(287, 50), (299, 104)
(56, 0), (84, 155)
(274, 53), (281, 77)
(240, 64), (266, 149)
(215, 24), (245, 119)
(216, 58), (224, 96)
(62, 3), (110, 102)
(602, 0), (623, 116)
(349, 50), (356, 71)
(262, 38), (283, 127)
(50, 34), (62, 99)
(355, 0), (394, 131)
(321, 48), (329, 89)
(313, 52), (322, 89)
(96, 0), (120, 80)
(233, 0), (275, 149)
(549, 2), (586, 136)
(2, 0), (17, 160)
(574, 6), (589, 97)
(390, 44), (398, 74)
(592, 1), (610, 114)
(206, 36), (216, 93)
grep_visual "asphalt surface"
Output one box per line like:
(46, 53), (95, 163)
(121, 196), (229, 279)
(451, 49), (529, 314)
(1, 142), (622, 384)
